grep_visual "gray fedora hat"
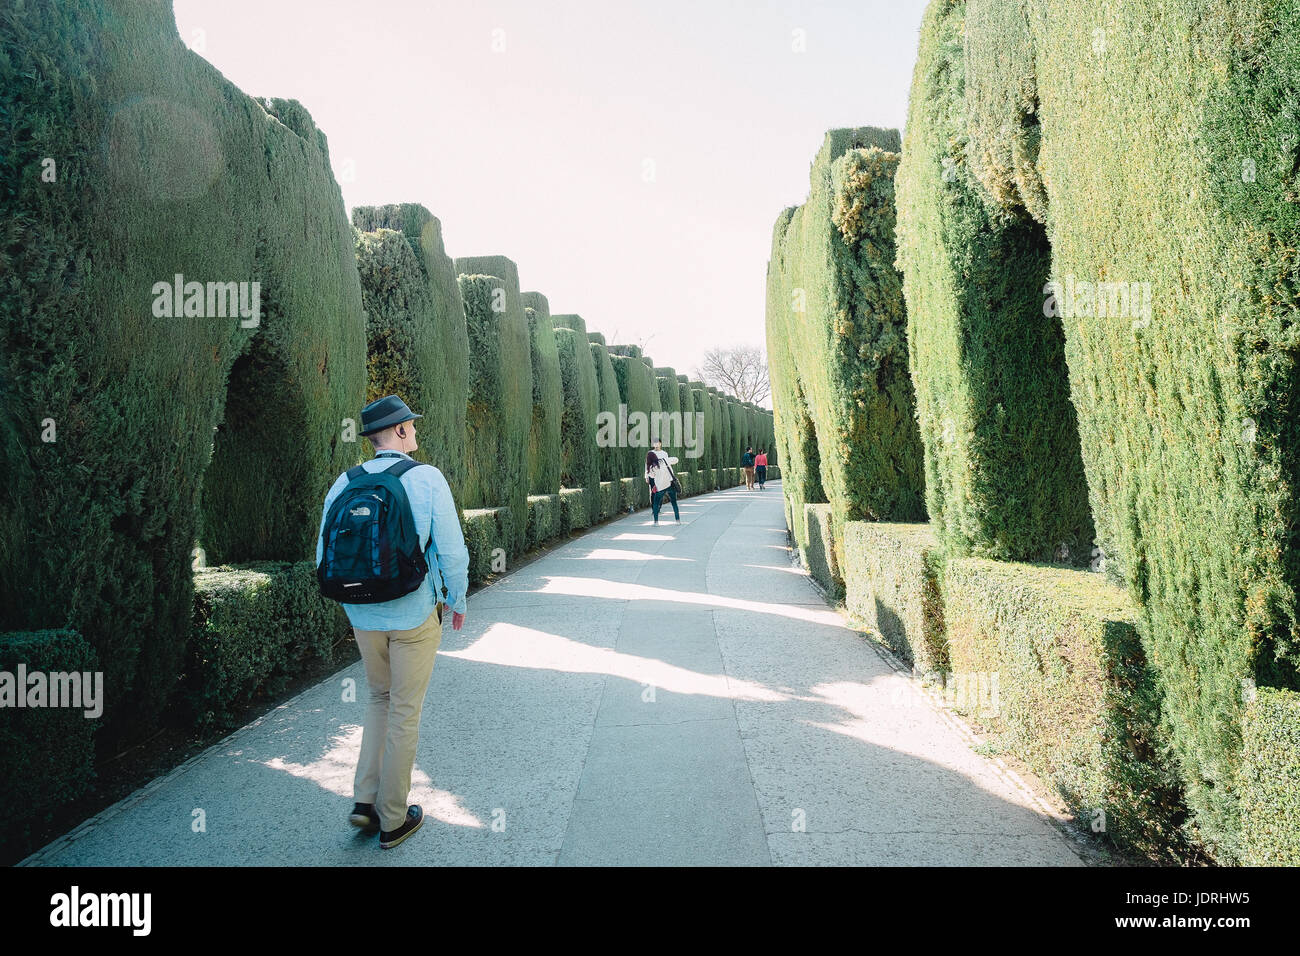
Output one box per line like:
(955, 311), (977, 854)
(360, 394), (422, 437)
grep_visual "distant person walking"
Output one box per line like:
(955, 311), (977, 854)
(741, 446), (756, 490)
(645, 437), (680, 525)
(755, 449), (768, 490)
(316, 394), (470, 850)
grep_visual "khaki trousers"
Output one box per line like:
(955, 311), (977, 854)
(352, 606), (443, 833)
(743, 466), (756, 489)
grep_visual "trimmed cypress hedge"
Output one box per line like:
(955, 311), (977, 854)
(759, 134), (925, 546)
(455, 259), (532, 556)
(0, 1), (366, 737)
(942, 556), (1193, 862)
(552, 316), (601, 525)
(619, 477), (643, 512)
(1238, 687), (1300, 865)
(708, 389), (725, 475)
(559, 487), (592, 533)
(519, 292), (563, 496)
(894, 0), (1092, 565)
(525, 494), (561, 550)
(654, 370), (682, 463)
(688, 384), (710, 471)
(843, 521), (947, 675)
(352, 204), (470, 503)
(765, 206), (827, 549)
(803, 504), (843, 599)
(0, 629), (98, 858)
(589, 336), (622, 482)
(185, 562), (350, 733)
(1009, 0), (1300, 856)
(611, 353), (660, 479)
(599, 481), (619, 519)
(463, 507), (510, 584)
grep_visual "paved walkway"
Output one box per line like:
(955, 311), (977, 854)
(24, 481), (1083, 866)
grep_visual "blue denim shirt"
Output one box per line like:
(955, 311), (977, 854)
(316, 450), (470, 630)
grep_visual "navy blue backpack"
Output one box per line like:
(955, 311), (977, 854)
(317, 457), (430, 604)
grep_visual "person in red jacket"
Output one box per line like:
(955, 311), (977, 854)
(754, 449), (768, 490)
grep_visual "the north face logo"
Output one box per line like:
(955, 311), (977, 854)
(350, 506), (372, 517)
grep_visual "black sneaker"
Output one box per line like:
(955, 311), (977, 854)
(349, 802), (380, 831)
(380, 805), (424, 849)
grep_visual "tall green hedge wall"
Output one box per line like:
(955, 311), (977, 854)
(610, 353), (660, 479)
(552, 315), (602, 524)
(588, 334), (623, 482)
(519, 291), (563, 495)
(0, 0), (366, 736)
(894, 1), (1093, 566)
(455, 259), (532, 556)
(767, 207), (827, 547)
(352, 204), (470, 502)
(654, 369), (683, 464)
(992, 0), (1300, 858)
(688, 384), (710, 471)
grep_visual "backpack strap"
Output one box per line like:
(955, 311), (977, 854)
(345, 464), (366, 482)
(383, 458), (428, 480)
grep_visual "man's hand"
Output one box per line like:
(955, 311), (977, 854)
(451, 611), (465, 631)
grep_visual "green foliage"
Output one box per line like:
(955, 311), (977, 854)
(1011, 0), (1300, 858)
(525, 494), (561, 550)
(618, 477), (643, 511)
(463, 507), (509, 584)
(0, 0), (366, 737)
(843, 521), (948, 674)
(611, 353), (660, 479)
(552, 318), (601, 525)
(765, 204), (826, 549)
(185, 562), (350, 733)
(688, 385), (710, 471)
(455, 260), (532, 556)
(803, 505), (843, 599)
(1238, 687), (1300, 865)
(963, 0), (1047, 222)
(0, 629), (98, 858)
(599, 481), (619, 519)
(943, 556), (1194, 862)
(353, 204), (470, 503)
(654, 370), (682, 463)
(894, 1), (1092, 567)
(589, 336), (622, 482)
(765, 134), (921, 552)
(559, 487), (591, 533)
(520, 292), (563, 495)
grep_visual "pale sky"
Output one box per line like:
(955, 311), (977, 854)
(174, 0), (927, 398)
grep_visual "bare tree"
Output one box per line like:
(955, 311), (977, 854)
(696, 345), (770, 404)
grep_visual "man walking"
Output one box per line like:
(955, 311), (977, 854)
(741, 446), (756, 490)
(316, 395), (469, 849)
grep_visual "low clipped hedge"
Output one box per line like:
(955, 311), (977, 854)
(619, 477), (643, 512)
(941, 557), (1192, 862)
(463, 507), (510, 584)
(843, 521), (947, 674)
(560, 488), (591, 534)
(0, 629), (98, 858)
(1238, 687), (1300, 865)
(802, 504), (843, 599)
(526, 494), (561, 551)
(599, 481), (619, 519)
(185, 563), (350, 733)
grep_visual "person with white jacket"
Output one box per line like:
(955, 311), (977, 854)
(644, 437), (680, 525)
